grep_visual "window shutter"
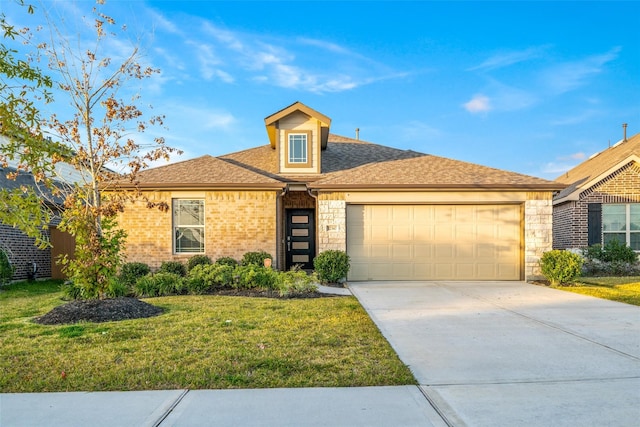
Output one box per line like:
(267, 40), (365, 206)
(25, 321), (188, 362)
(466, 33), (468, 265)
(588, 203), (602, 246)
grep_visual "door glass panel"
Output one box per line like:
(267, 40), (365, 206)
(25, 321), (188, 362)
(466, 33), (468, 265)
(291, 215), (309, 224)
(292, 255), (309, 263)
(292, 229), (309, 236)
(292, 242), (309, 250)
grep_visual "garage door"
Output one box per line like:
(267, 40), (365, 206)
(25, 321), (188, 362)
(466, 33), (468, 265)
(347, 204), (521, 281)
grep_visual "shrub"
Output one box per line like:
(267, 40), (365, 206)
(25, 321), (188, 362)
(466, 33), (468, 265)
(241, 251), (273, 267)
(540, 250), (584, 286)
(275, 267), (318, 297)
(187, 255), (212, 271)
(159, 261), (187, 277)
(134, 273), (184, 297)
(601, 239), (638, 263)
(234, 264), (277, 289)
(583, 240), (638, 264)
(105, 279), (131, 298)
(314, 250), (350, 284)
(215, 256), (239, 267)
(61, 281), (83, 300)
(118, 262), (151, 286)
(187, 264), (235, 294)
(0, 248), (14, 285)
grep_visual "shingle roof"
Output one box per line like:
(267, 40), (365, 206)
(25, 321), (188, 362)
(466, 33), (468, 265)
(312, 152), (560, 189)
(554, 132), (640, 201)
(0, 167), (64, 205)
(130, 155), (285, 189)
(129, 133), (562, 191)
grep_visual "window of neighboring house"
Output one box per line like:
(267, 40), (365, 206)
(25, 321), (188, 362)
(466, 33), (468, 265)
(602, 203), (640, 250)
(173, 199), (205, 253)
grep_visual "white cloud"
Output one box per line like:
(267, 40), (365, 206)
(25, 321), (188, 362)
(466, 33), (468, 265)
(147, 8), (181, 35)
(541, 47), (621, 94)
(550, 110), (599, 126)
(463, 94), (492, 114)
(469, 46), (548, 71)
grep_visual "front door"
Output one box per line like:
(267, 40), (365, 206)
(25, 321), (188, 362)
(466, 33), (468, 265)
(286, 209), (315, 270)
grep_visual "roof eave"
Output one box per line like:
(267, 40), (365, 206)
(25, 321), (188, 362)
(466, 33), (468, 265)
(309, 183), (566, 191)
(111, 182), (286, 191)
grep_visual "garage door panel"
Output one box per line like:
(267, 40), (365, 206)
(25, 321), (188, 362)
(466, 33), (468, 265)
(347, 204), (521, 281)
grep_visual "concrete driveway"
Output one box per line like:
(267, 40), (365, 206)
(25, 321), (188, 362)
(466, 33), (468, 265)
(349, 281), (640, 427)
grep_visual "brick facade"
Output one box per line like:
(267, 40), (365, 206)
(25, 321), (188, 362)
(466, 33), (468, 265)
(553, 162), (640, 249)
(0, 224), (52, 281)
(118, 191), (278, 269)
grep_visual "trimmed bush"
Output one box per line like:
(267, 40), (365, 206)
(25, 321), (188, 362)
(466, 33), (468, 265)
(234, 264), (277, 289)
(540, 250), (584, 286)
(159, 261), (187, 277)
(583, 240), (638, 264)
(187, 255), (212, 271)
(215, 256), (239, 267)
(134, 273), (185, 297)
(275, 268), (318, 297)
(187, 263), (235, 294)
(118, 262), (151, 286)
(241, 251), (273, 267)
(314, 250), (350, 284)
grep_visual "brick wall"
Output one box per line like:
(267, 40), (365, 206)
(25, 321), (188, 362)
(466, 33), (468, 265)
(0, 224), (52, 281)
(118, 191), (278, 269)
(553, 162), (640, 249)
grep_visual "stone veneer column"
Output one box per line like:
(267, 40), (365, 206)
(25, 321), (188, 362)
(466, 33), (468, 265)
(524, 198), (553, 280)
(317, 195), (346, 252)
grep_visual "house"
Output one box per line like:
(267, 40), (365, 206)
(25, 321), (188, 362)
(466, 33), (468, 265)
(116, 102), (563, 281)
(553, 130), (640, 251)
(0, 167), (73, 280)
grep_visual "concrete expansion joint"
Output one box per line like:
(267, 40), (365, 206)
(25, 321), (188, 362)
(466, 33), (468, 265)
(417, 385), (460, 427)
(152, 388), (189, 427)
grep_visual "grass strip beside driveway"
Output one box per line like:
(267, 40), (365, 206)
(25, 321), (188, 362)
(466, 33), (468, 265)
(0, 281), (415, 392)
(552, 276), (640, 306)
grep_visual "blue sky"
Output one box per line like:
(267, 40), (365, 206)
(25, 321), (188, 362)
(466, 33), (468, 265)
(5, 1), (639, 179)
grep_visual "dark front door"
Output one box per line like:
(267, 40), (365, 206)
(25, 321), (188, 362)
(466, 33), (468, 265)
(286, 209), (315, 270)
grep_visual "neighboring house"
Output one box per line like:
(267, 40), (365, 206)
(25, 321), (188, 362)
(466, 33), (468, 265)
(116, 102), (563, 281)
(0, 167), (62, 280)
(553, 131), (640, 251)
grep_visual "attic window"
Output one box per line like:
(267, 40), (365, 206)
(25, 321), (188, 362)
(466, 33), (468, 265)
(285, 131), (312, 168)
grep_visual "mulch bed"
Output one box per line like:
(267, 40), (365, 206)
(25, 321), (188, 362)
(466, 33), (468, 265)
(33, 289), (334, 325)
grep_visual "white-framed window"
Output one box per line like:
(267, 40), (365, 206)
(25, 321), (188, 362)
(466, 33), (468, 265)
(173, 199), (205, 253)
(288, 133), (308, 164)
(602, 203), (640, 250)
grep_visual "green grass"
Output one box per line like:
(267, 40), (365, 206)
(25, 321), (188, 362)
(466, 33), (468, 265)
(0, 280), (416, 392)
(552, 276), (640, 306)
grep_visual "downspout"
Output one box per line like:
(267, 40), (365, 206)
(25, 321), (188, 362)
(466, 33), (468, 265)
(276, 185), (289, 270)
(307, 186), (319, 258)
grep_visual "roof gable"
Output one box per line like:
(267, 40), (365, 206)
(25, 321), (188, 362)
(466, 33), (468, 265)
(264, 101), (331, 149)
(554, 132), (640, 202)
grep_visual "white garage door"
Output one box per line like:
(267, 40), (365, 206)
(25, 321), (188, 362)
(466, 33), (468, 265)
(347, 204), (522, 281)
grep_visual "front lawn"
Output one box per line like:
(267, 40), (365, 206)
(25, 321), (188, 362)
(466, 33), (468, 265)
(552, 276), (640, 306)
(0, 280), (416, 392)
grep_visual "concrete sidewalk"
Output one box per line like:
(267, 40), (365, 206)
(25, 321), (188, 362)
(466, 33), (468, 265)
(0, 386), (447, 427)
(350, 281), (640, 427)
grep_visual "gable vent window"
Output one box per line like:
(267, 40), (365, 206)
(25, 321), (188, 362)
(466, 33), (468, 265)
(173, 199), (205, 253)
(288, 133), (308, 164)
(602, 203), (640, 251)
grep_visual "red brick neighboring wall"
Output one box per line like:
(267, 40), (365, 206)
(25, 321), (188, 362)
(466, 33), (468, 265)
(0, 224), (52, 281)
(553, 162), (640, 249)
(118, 191), (278, 269)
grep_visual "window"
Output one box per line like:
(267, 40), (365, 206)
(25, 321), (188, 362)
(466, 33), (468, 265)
(173, 199), (205, 253)
(602, 203), (640, 250)
(288, 133), (308, 164)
